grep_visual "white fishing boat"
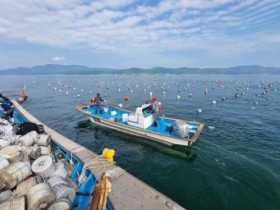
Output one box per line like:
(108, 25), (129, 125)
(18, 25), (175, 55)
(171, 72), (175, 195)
(76, 102), (205, 147)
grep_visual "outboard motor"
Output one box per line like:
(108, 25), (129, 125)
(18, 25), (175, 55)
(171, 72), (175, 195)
(172, 120), (189, 138)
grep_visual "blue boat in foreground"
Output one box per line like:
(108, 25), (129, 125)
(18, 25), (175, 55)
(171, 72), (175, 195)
(76, 102), (205, 147)
(0, 100), (185, 210)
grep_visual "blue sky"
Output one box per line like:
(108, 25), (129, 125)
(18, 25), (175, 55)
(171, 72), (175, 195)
(0, 0), (280, 69)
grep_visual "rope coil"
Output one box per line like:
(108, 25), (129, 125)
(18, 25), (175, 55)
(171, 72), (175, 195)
(31, 156), (55, 179)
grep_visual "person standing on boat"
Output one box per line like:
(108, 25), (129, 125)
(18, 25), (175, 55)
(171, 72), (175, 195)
(0, 91), (15, 123)
(93, 93), (106, 114)
(151, 96), (160, 126)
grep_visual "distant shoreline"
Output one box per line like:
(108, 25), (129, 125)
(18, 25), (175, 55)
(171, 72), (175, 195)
(0, 64), (279, 75)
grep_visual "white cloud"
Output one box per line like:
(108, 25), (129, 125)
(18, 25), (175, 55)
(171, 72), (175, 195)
(52, 56), (66, 61)
(0, 0), (279, 68)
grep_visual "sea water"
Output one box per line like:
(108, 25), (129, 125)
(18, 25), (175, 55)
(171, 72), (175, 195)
(1, 74), (279, 210)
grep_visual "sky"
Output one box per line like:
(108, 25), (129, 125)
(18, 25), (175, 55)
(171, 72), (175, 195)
(0, 0), (280, 69)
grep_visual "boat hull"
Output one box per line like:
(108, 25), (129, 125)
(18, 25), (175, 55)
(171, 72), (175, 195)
(77, 103), (205, 147)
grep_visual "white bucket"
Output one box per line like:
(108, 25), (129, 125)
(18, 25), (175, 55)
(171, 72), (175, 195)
(103, 107), (109, 113)
(0, 195), (25, 210)
(111, 111), (117, 116)
(122, 113), (129, 122)
(27, 183), (56, 210)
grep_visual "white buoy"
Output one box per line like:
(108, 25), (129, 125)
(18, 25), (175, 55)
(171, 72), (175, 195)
(212, 100), (217, 105)
(197, 109), (202, 113)
(163, 91), (166, 95)
(189, 93), (192, 97)
(118, 104), (123, 108)
(177, 95), (180, 100)
(149, 92), (153, 96)
(77, 94), (81, 98)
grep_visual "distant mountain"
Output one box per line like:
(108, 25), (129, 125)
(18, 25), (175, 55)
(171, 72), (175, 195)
(0, 64), (279, 75)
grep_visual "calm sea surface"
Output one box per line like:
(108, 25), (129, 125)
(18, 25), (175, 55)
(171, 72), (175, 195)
(1, 74), (280, 210)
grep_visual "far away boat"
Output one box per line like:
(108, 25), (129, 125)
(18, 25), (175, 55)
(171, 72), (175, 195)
(76, 102), (205, 147)
(18, 88), (28, 103)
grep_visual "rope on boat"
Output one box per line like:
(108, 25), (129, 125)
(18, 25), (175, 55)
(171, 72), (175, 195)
(104, 167), (126, 181)
(105, 101), (135, 112)
(90, 174), (112, 210)
(78, 155), (115, 186)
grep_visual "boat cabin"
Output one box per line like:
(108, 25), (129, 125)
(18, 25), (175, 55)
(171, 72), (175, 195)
(126, 104), (154, 129)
